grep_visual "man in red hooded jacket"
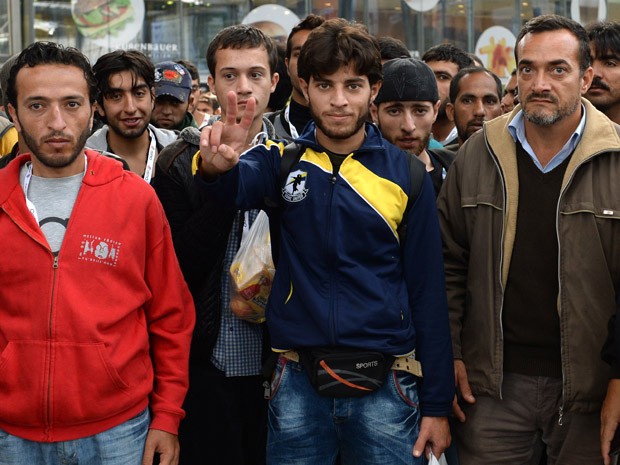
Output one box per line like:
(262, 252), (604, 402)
(0, 41), (195, 465)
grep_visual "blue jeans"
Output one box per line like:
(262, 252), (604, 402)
(0, 408), (149, 465)
(267, 356), (424, 465)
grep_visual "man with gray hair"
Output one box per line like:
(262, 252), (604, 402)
(438, 14), (620, 464)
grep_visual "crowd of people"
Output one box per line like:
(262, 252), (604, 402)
(0, 11), (620, 465)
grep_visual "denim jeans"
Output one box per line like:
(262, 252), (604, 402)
(0, 408), (149, 465)
(267, 356), (424, 465)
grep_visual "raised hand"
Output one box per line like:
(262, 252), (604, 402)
(198, 91), (256, 178)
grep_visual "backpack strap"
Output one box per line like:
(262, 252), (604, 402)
(263, 142), (302, 265)
(279, 142), (302, 187)
(264, 142), (302, 209)
(397, 153), (427, 240)
(427, 147), (456, 172)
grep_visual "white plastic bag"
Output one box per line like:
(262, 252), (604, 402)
(229, 211), (274, 323)
(428, 452), (448, 465)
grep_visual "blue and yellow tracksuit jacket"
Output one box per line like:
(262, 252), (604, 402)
(198, 122), (454, 416)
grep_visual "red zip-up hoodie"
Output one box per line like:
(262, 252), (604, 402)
(0, 151), (195, 442)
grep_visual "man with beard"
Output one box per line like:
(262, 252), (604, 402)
(267, 14), (325, 142)
(445, 67), (502, 148)
(87, 50), (177, 182)
(585, 21), (620, 124)
(422, 44), (474, 146)
(371, 57), (453, 197)
(0, 41), (194, 465)
(438, 14), (620, 465)
(195, 18), (454, 465)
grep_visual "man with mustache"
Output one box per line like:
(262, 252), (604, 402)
(422, 44), (474, 146)
(445, 66), (502, 147)
(585, 21), (620, 124)
(151, 61), (197, 131)
(87, 50), (178, 182)
(0, 41), (194, 465)
(196, 18), (453, 465)
(438, 14), (620, 465)
(371, 57), (453, 197)
(266, 14), (325, 142)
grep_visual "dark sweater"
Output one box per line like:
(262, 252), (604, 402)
(502, 143), (571, 378)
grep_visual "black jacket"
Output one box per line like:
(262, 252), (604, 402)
(153, 118), (277, 363)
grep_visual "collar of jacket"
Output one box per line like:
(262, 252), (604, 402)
(296, 121), (386, 154)
(0, 150), (125, 204)
(481, 97), (620, 286)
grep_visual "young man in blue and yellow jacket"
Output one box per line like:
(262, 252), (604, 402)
(196, 18), (454, 465)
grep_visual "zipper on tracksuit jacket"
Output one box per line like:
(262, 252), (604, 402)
(327, 170), (338, 345)
(45, 254), (59, 439)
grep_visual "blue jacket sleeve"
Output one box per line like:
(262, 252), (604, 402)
(194, 143), (284, 210)
(402, 172), (455, 417)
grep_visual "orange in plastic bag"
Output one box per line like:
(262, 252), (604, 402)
(229, 211), (274, 323)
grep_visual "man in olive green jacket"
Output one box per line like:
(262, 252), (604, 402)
(438, 14), (620, 465)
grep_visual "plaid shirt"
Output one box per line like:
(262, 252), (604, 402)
(211, 127), (273, 377)
(211, 209), (263, 377)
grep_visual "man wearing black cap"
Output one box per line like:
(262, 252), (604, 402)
(151, 61), (198, 131)
(372, 57), (454, 197)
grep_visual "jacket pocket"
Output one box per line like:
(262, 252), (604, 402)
(51, 342), (142, 427)
(0, 341), (47, 426)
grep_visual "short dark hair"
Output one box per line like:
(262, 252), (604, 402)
(285, 14), (326, 60)
(378, 36), (410, 61)
(422, 43), (474, 70)
(7, 41), (97, 110)
(92, 50), (154, 106)
(449, 66), (502, 103)
(588, 21), (620, 60)
(268, 45), (292, 112)
(206, 25), (279, 77)
(176, 59), (199, 82)
(516, 14), (591, 73)
(298, 18), (382, 87)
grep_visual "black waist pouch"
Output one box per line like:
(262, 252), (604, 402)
(297, 347), (395, 398)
